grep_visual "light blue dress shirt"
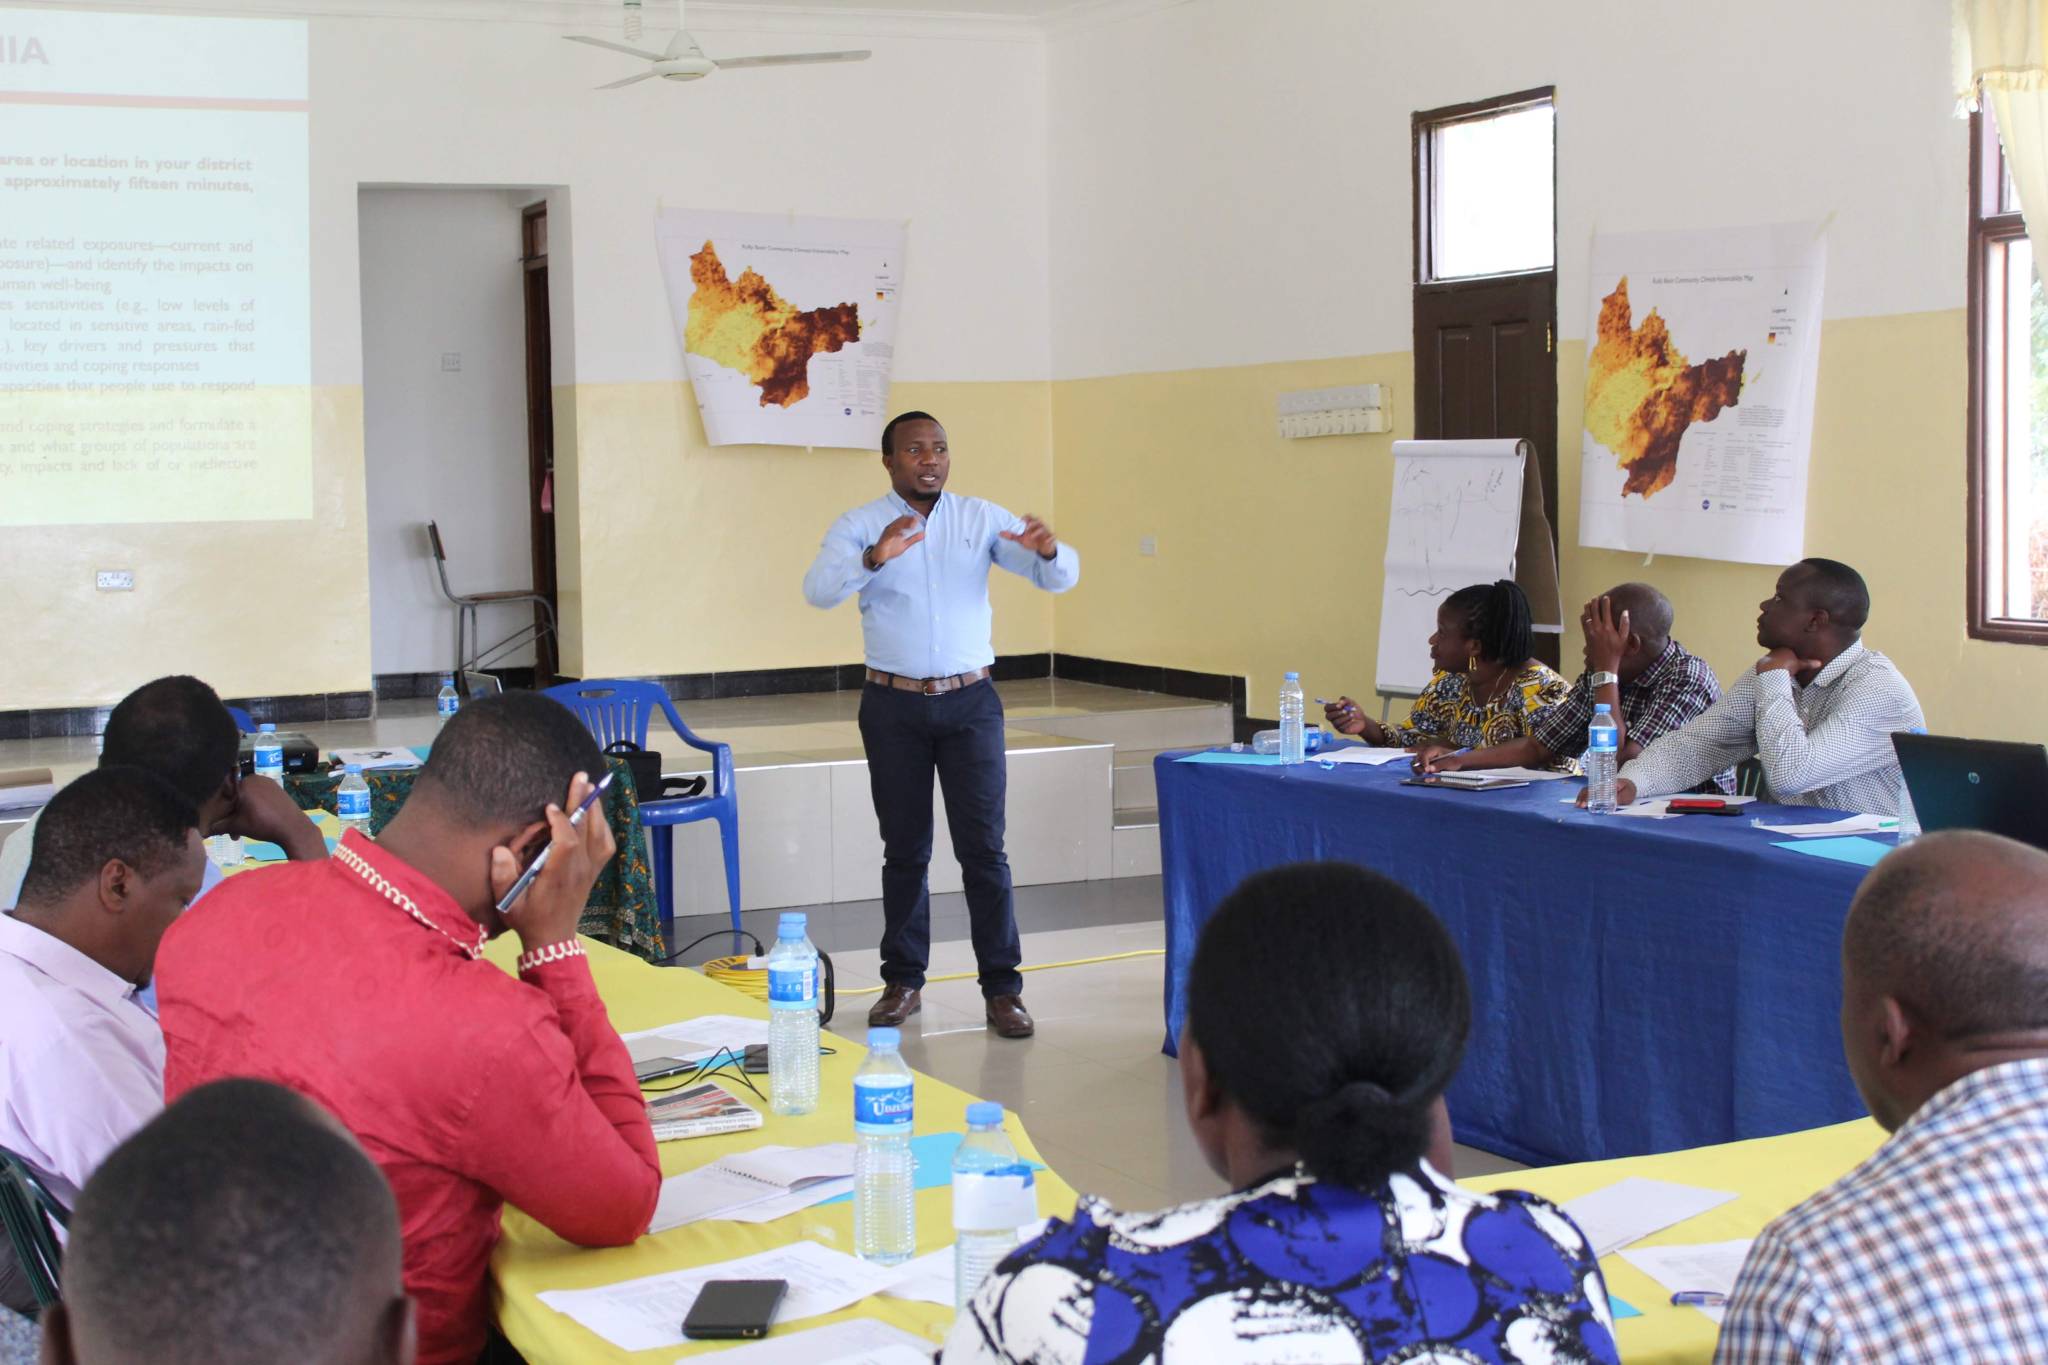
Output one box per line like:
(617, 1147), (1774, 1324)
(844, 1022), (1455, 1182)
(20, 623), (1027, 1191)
(804, 491), (1080, 678)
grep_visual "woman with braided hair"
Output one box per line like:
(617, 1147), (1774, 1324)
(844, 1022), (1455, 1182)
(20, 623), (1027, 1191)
(944, 862), (1619, 1364)
(1326, 578), (1573, 767)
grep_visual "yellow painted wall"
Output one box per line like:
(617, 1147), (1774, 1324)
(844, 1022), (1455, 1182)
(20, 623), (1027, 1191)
(0, 389), (369, 712)
(1052, 308), (2048, 743)
(566, 379), (1057, 679)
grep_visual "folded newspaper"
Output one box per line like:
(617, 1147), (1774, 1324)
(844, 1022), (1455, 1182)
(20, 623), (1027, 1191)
(646, 1080), (762, 1142)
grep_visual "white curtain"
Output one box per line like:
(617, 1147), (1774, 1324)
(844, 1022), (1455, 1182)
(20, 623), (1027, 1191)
(1958, 0), (2048, 233)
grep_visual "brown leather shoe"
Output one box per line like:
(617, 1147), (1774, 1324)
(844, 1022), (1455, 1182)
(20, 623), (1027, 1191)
(868, 984), (922, 1027)
(985, 994), (1034, 1039)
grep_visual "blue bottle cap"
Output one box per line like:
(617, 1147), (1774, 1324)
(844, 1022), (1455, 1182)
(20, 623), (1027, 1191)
(965, 1101), (1003, 1126)
(259, 722), (276, 733)
(441, 673), (453, 683)
(867, 1026), (900, 1049)
(779, 912), (807, 933)
(1593, 703), (1611, 713)
(1284, 671), (1300, 680)
(344, 764), (363, 775)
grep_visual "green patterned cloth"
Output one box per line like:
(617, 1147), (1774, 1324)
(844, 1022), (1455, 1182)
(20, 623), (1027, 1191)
(284, 753), (665, 962)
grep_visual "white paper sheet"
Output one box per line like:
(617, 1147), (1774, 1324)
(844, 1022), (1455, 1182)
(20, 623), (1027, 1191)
(1750, 813), (1895, 837)
(621, 1014), (770, 1063)
(716, 1177), (855, 1224)
(1617, 1238), (1756, 1325)
(330, 747), (421, 770)
(676, 1319), (937, 1365)
(538, 1241), (906, 1353)
(879, 1219), (1049, 1308)
(1462, 765), (1572, 782)
(1561, 1177), (1737, 1256)
(1316, 747), (1412, 767)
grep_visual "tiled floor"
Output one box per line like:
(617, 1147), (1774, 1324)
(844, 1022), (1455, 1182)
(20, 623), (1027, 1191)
(679, 879), (1529, 1212)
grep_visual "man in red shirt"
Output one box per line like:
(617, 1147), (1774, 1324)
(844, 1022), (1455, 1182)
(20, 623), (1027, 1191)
(156, 692), (660, 1365)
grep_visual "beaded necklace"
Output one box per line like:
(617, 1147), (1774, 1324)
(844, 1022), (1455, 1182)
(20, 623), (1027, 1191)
(332, 839), (486, 960)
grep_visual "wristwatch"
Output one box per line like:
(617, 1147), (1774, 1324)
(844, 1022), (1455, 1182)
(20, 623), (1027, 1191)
(862, 545), (881, 572)
(1588, 670), (1621, 689)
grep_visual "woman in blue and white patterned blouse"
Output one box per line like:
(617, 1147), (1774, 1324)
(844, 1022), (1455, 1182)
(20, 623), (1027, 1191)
(943, 861), (1620, 1365)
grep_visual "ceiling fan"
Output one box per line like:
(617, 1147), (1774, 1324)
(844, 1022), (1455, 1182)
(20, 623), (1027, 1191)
(565, 0), (871, 88)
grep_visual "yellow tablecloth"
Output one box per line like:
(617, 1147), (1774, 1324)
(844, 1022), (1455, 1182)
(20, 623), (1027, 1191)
(484, 937), (1079, 1362)
(1465, 1119), (1887, 1365)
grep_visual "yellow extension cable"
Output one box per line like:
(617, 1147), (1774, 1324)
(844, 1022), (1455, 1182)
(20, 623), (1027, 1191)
(701, 948), (1166, 1001)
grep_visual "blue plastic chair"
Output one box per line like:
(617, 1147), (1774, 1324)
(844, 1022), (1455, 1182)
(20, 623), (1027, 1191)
(543, 680), (740, 940)
(226, 705), (256, 734)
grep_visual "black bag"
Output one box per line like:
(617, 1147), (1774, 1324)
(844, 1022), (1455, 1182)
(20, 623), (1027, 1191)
(602, 740), (707, 804)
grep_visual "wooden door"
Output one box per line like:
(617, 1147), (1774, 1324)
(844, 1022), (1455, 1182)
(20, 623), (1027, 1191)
(521, 203), (558, 683)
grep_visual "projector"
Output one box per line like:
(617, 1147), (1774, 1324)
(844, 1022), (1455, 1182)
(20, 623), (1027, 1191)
(236, 731), (321, 777)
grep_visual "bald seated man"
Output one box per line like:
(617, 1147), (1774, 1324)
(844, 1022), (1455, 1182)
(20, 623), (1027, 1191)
(1414, 583), (1727, 787)
(1716, 831), (2048, 1362)
(41, 1078), (414, 1365)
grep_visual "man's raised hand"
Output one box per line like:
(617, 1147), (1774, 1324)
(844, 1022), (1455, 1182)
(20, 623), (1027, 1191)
(1001, 515), (1058, 560)
(869, 514), (925, 567)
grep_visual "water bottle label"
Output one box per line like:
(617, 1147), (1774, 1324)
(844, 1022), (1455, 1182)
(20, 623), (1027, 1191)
(438, 695), (460, 717)
(337, 788), (371, 820)
(853, 1080), (913, 1133)
(255, 756), (283, 776)
(768, 966), (816, 1007)
(952, 1168), (1037, 1230)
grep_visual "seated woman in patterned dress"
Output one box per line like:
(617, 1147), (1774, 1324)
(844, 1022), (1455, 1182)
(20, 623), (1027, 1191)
(1325, 578), (1571, 766)
(942, 862), (1620, 1365)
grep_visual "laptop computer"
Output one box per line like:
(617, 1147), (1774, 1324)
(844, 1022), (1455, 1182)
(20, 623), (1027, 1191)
(1893, 732), (2048, 852)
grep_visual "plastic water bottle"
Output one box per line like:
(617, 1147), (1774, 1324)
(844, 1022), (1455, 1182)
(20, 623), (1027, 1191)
(853, 1027), (916, 1266)
(252, 723), (284, 783)
(1586, 704), (1619, 813)
(1279, 672), (1306, 765)
(336, 764), (371, 827)
(952, 1102), (1035, 1310)
(766, 912), (820, 1116)
(1896, 724), (1927, 844)
(436, 674), (460, 727)
(1253, 727), (1327, 756)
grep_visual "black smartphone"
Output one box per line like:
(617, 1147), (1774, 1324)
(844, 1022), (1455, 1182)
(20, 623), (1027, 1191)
(633, 1055), (691, 1084)
(682, 1279), (786, 1340)
(742, 1043), (769, 1074)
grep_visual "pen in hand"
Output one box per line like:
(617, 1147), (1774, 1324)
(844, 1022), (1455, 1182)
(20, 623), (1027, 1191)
(496, 770), (614, 915)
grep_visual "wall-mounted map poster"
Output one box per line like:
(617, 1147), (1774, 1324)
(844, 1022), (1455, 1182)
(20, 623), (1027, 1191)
(655, 208), (905, 449)
(1578, 223), (1827, 565)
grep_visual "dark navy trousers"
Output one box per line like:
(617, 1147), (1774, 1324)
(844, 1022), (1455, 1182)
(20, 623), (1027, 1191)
(856, 679), (1022, 998)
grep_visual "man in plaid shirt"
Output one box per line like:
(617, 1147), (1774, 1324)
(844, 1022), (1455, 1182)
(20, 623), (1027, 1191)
(1717, 830), (2048, 1362)
(1413, 582), (1726, 787)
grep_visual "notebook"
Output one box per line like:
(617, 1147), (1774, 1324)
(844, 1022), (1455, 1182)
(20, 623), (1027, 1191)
(649, 1144), (856, 1232)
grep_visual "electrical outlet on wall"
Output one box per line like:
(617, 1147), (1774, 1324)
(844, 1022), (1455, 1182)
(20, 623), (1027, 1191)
(440, 352), (462, 372)
(95, 570), (134, 591)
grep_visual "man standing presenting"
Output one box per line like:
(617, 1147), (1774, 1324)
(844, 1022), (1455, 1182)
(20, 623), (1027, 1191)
(804, 411), (1079, 1039)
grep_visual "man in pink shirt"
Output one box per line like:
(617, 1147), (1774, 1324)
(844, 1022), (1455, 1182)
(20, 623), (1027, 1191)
(0, 767), (205, 1312)
(157, 692), (660, 1365)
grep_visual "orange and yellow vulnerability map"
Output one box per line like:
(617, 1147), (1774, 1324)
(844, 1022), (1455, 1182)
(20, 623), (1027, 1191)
(1583, 277), (1746, 498)
(684, 241), (861, 408)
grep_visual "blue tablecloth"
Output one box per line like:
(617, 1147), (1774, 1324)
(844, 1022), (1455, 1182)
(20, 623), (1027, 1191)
(1156, 750), (1875, 1165)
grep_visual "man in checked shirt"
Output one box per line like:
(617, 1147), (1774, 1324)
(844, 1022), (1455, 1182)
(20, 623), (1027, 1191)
(1716, 831), (2048, 1361)
(1414, 581), (1728, 787)
(1610, 558), (1924, 814)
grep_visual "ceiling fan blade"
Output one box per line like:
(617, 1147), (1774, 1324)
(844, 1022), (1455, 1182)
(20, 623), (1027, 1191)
(598, 71), (656, 89)
(712, 49), (872, 70)
(564, 34), (663, 60)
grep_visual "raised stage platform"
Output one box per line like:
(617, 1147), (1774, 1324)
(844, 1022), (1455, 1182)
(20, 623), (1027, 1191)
(0, 679), (1230, 916)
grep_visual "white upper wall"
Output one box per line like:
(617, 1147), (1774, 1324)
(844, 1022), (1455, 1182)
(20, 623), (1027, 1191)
(1046, 0), (1966, 379)
(300, 8), (1050, 386)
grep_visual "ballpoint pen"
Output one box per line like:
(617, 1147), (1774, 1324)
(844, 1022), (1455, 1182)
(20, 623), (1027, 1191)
(496, 770), (614, 914)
